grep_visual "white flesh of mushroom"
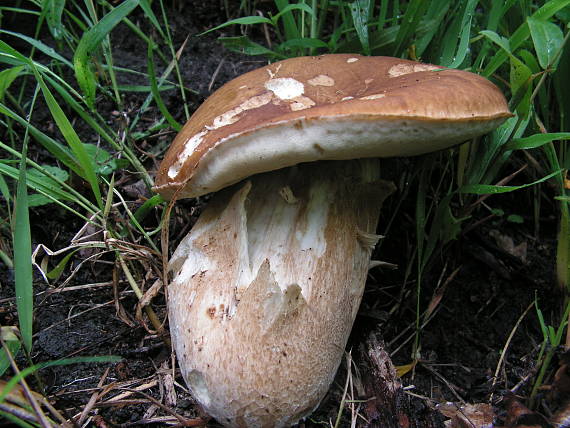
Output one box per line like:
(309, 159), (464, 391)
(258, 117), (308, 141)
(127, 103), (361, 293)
(167, 159), (395, 427)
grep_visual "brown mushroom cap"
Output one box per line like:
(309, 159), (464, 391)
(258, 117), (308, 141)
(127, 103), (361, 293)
(155, 54), (511, 200)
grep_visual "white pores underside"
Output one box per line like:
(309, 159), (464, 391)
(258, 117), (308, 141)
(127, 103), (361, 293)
(167, 160), (395, 427)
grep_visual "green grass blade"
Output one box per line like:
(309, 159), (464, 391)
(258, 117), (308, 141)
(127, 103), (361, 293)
(278, 37), (328, 51)
(73, 0), (140, 109)
(480, 30), (512, 54)
(0, 66), (24, 100)
(0, 30), (73, 67)
(0, 355), (122, 403)
(0, 170), (10, 203)
(558, 205), (570, 289)
(46, 249), (80, 281)
(392, 0), (428, 58)
(0, 162), (89, 213)
(133, 194), (164, 224)
(460, 170), (562, 194)
(349, 0), (371, 55)
(554, 40), (570, 131)
(14, 142), (33, 353)
(272, 3), (315, 24)
(219, 36), (284, 58)
(0, 412), (36, 428)
(0, 163), (99, 223)
(40, 73), (152, 185)
(466, 116), (519, 185)
(275, 0), (300, 41)
(0, 328), (21, 377)
(200, 16), (273, 36)
(0, 102), (82, 176)
(42, 0), (66, 40)
(438, 0), (477, 67)
(414, 0), (451, 58)
(506, 132), (570, 151)
(510, 56), (533, 118)
(472, 0), (511, 69)
(138, 0), (166, 38)
(30, 67), (103, 210)
(147, 41), (181, 131)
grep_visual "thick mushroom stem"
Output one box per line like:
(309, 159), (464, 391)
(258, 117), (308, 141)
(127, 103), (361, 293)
(168, 159), (395, 427)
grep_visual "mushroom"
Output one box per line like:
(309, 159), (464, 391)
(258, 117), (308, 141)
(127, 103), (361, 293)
(154, 54), (511, 427)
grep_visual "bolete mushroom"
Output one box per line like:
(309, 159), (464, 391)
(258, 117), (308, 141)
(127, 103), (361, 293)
(154, 54), (511, 427)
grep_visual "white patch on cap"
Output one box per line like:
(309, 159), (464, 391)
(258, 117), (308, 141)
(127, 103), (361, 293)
(290, 96), (316, 111)
(364, 78), (374, 85)
(207, 92), (273, 130)
(265, 77), (305, 100)
(347, 57), (359, 63)
(388, 63), (441, 77)
(307, 75), (335, 86)
(360, 93), (385, 100)
(168, 130), (208, 179)
(341, 96), (354, 101)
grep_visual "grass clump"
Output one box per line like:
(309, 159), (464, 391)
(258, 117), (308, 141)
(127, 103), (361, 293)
(0, 0), (568, 425)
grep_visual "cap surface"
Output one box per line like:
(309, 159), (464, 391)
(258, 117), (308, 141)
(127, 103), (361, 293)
(155, 54), (511, 200)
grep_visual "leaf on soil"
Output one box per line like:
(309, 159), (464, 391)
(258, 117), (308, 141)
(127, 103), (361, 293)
(437, 402), (494, 428)
(502, 395), (551, 427)
(489, 230), (528, 263)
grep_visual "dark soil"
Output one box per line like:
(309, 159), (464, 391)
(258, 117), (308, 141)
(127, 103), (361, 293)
(0, 2), (566, 427)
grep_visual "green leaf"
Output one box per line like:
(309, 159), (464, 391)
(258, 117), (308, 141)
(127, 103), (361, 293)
(480, 30), (512, 54)
(278, 37), (328, 51)
(200, 16), (273, 36)
(558, 206), (569, 289)
(28, 165), (69, 183)
(506, 132), (570, 151)
(133, 194), (164, 224)
(510, 56), (533, 118)
(439, 0), (478, 67)
(460, 170), (562, 195)
(271, 3), (315, 25)
(30, 68), (103, 209)
(73, 0), (140, 108)
(42, 0), (66, 40)
(0, 66), (24, 100)
(415, 0), (451, 57)
(14, 145), (33, 353)
(219, 36), (283, 58)
(527, 17), (564, 69)
(535, 303), (549, 341)
(349, 0), (371, 55)
(483, 0), (570, 77)
(46, 249), (79, 281)
(0, 327), (21, 376)
(26, 165), (70, 206)
(518, 48), (541, 73)
(507, 214), (524, 223)
(275, 0), (300, 40)
(0, 172), (10, 204)
(138, 0), (165, 38)
(0, 30), (73, 67)
(548, 325), (558, 345)
(0, 355), (122, 403)
(147, 41), (181, 131)
(0, 102), (83, 177)
(0, 162), (76, 207)
(491, 208), (505, 216)
(82, 144), (128, 175)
